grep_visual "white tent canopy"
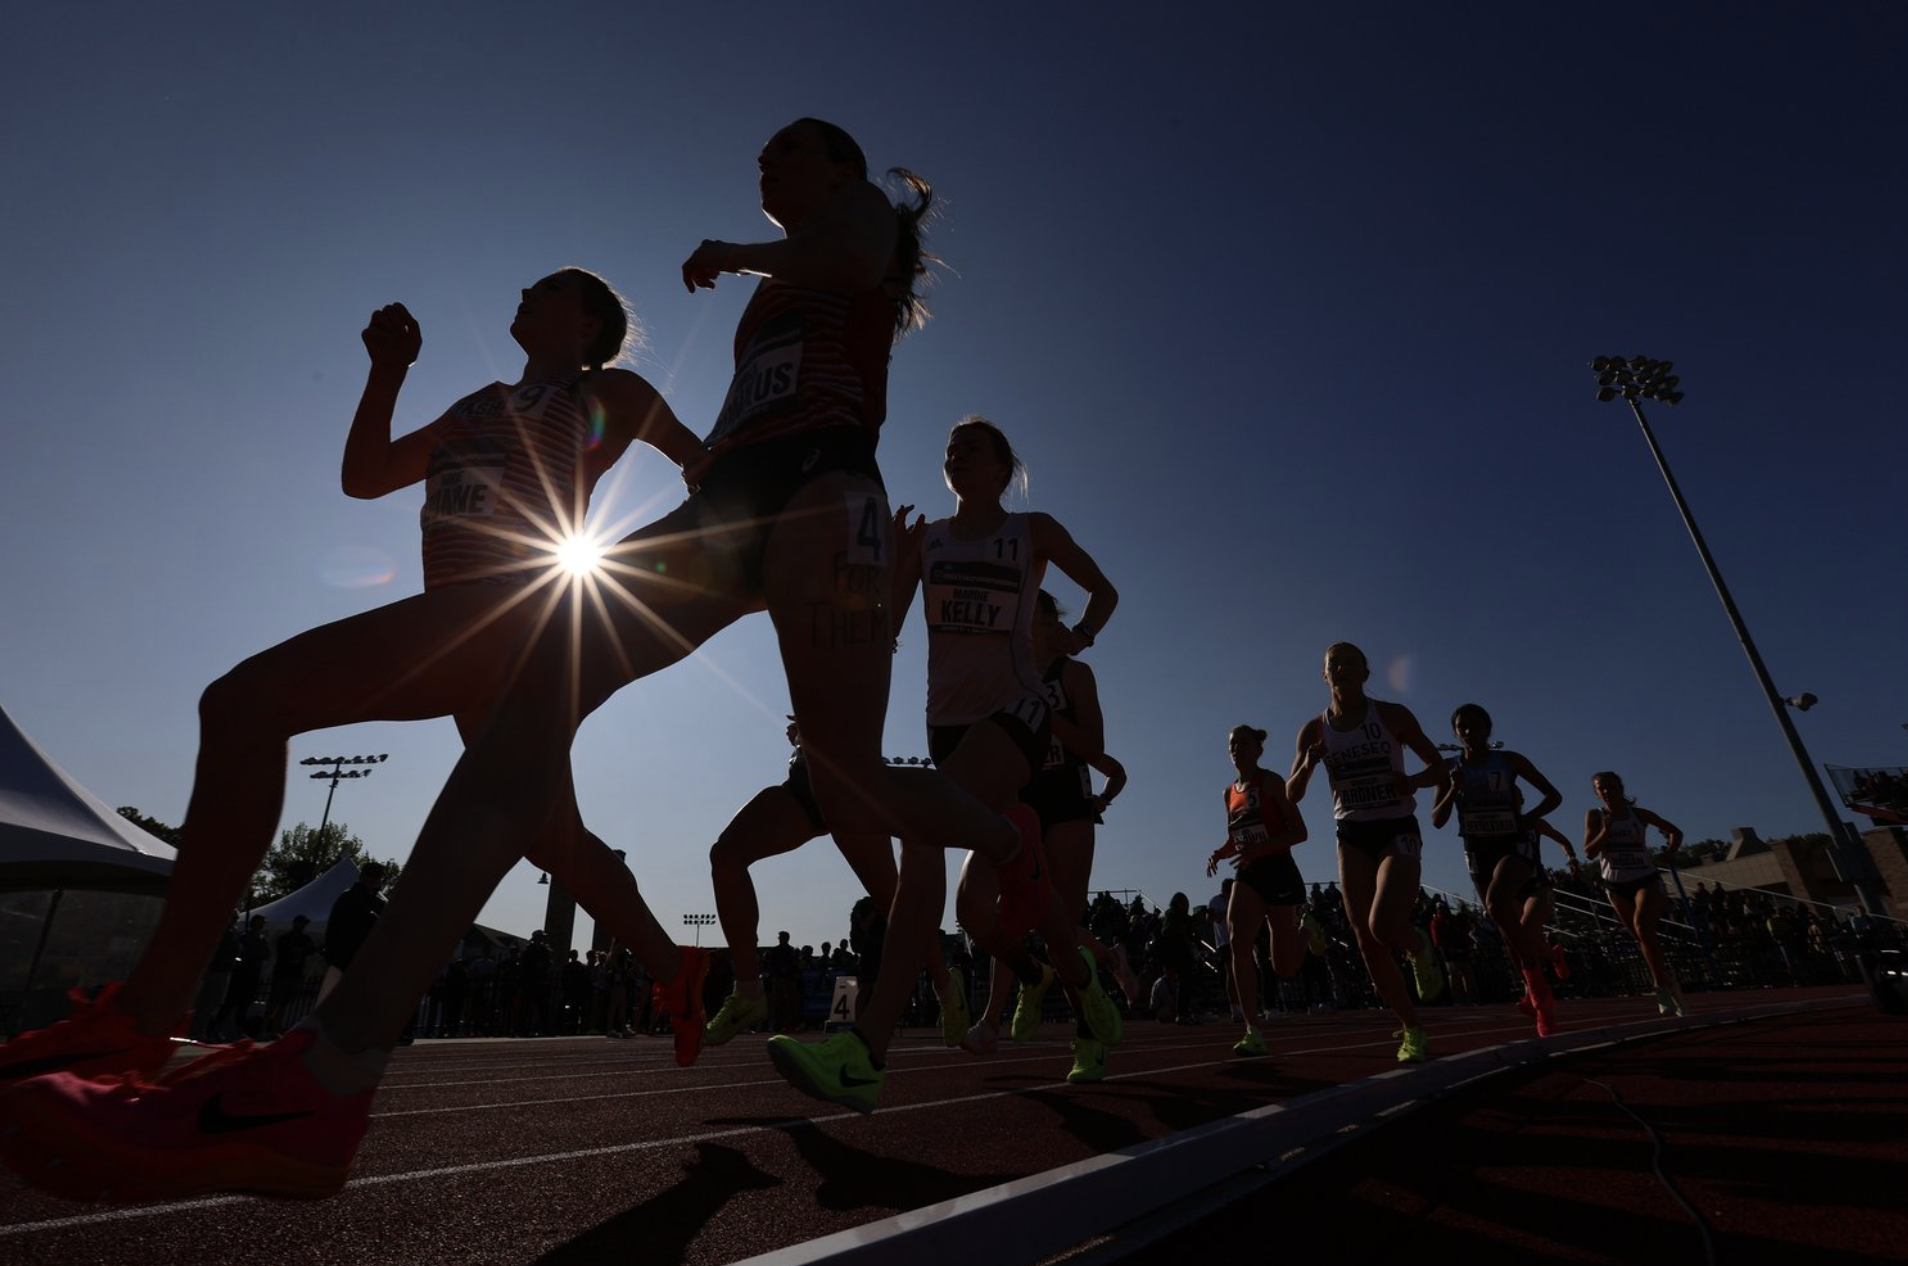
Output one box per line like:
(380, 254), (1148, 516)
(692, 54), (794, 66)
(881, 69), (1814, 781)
(0, 702), (174, 892)
(252, 857), (359, 933)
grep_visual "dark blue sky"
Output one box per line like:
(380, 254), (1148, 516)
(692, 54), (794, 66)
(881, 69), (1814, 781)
(2, 3), (1901, 947)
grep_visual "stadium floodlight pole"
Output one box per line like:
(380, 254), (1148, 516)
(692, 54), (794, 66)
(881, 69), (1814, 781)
(682, 912), (717, 947)
(1589, 357), (1884, 918)
(299, 753), (390, 840)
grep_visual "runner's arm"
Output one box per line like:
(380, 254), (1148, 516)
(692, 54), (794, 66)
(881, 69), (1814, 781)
(1050, 660), (1106, 759)
(1583, 808), (1609, 858)
(1638, 807), (1684, 856)
(1510, 751), (1564, 826)
(683, 182), (898, 293)
(1031, 512), (1118, 654)
(888, 505), (926, 633)
(588, 370), (705, 470)
(1287, 720), (1325, 804)
(1088, 752), (1126, 810)
(341, 302), (435, 499)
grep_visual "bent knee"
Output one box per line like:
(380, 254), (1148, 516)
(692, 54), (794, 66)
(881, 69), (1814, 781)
(198, 662), (292, 738)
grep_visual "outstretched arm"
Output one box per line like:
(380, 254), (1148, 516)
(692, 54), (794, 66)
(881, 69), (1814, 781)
(683, 182), (898, 294)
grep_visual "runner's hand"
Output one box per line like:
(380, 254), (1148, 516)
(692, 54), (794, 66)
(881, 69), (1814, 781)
(682, 240), (734, 292)
(362, 303), (420, 369)
(892, 505), (927, 556)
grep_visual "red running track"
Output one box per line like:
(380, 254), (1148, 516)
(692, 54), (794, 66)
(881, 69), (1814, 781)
(0, 987), (1886, 1266)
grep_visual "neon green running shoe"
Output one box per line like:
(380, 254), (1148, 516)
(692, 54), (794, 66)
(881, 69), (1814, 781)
(1077, 947), (1123, 1048)
(1010, 964), (1055, 1043)
(1394, 1025), (1430, 1063)
(703, 990), (768, 1047)
(937, 973), (970, 1048)
(1067, 1038), (1106, 1084)
(1232, 1027), (1266, 1057)
(1655, 987), (1686, 1017)
(1410, 928), (1447, 1005)
(766, 1030), (884, 1115)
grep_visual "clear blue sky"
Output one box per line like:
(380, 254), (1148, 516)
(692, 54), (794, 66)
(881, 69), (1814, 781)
(3, 4), (1902, 955)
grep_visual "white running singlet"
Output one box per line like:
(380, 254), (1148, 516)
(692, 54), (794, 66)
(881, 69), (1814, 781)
(1596, 807), (1657, 883)
(922, 513), (1046, 728)
(1319, 701), (1414, 822)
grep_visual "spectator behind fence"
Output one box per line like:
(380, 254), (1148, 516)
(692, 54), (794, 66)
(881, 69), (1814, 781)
(319, 863), (387, 1006)
(266, 915), (317, 1037)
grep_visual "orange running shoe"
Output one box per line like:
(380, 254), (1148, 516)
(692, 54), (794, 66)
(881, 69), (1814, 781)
(995, 805), (1051, 938)
(0, 983), (185, 1089)
(652, 945), (711, 1067)
(0, 1026), (372, 1203)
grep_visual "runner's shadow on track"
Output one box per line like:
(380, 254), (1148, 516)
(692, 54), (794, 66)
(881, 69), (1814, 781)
(777, 1120), (1022, 1213)
(525, 1141), (780, 1266)
(1014, 1087), (1153, 1152)
(1116, 1065), (1338, 1134)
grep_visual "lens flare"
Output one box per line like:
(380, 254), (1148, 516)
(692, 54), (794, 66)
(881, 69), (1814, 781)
(555, 533), (605, 578)
(319, 547), (398, 589)
(1386, 654), (1414, 692)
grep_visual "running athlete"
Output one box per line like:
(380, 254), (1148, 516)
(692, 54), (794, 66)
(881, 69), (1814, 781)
(1287, 642), (1448, 1063)
(1206, 724), (1308, 1057)
(966, 590), (1129, 1084)
(700, 717), (969, 1053)
(0, 120), (1048, 1201)
(1584, 770), (1687, 1015)
(1518, 816), (1580, 989)
(768, 418), (1124, 1110)
(1428, 703), (1563, 1035)
(0, 270), (714, 1099)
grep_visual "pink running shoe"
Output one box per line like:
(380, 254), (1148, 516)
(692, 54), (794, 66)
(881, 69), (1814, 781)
(0, 983), (185, 1089)
(0, 1027), (373, 1203)
(652, 945), (711, 1068)
(995, 805), (1051, 938)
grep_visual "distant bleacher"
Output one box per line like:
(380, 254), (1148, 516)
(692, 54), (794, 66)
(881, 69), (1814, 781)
(1828, 764), (1908, 826)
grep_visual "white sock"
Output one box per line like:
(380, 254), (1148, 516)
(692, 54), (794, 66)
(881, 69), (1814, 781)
(291, 1017), (390, 1096)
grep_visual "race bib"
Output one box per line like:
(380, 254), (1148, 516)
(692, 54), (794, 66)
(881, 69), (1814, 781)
(1230, 822), (1270, 847)
(1460, 807), (1518, 837)
(1338, 774), (1399, 811)
(707, 310), (803, 444)
(840, 491), (889, 567)
(925, 559), (1023, 634)
(422, 437), (508, 524)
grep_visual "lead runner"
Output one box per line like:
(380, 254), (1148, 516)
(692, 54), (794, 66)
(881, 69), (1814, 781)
(0, 118), (1048, 1203)
(1286, 642), (1447, 1063)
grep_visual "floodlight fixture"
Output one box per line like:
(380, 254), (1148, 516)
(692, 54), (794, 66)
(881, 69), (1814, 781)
(1587, 354), (1883, 918)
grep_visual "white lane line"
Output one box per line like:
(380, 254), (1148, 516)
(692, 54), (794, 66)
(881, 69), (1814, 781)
(381, 1016), (1543, 1116)
(0, 1004), (1768, 1237)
